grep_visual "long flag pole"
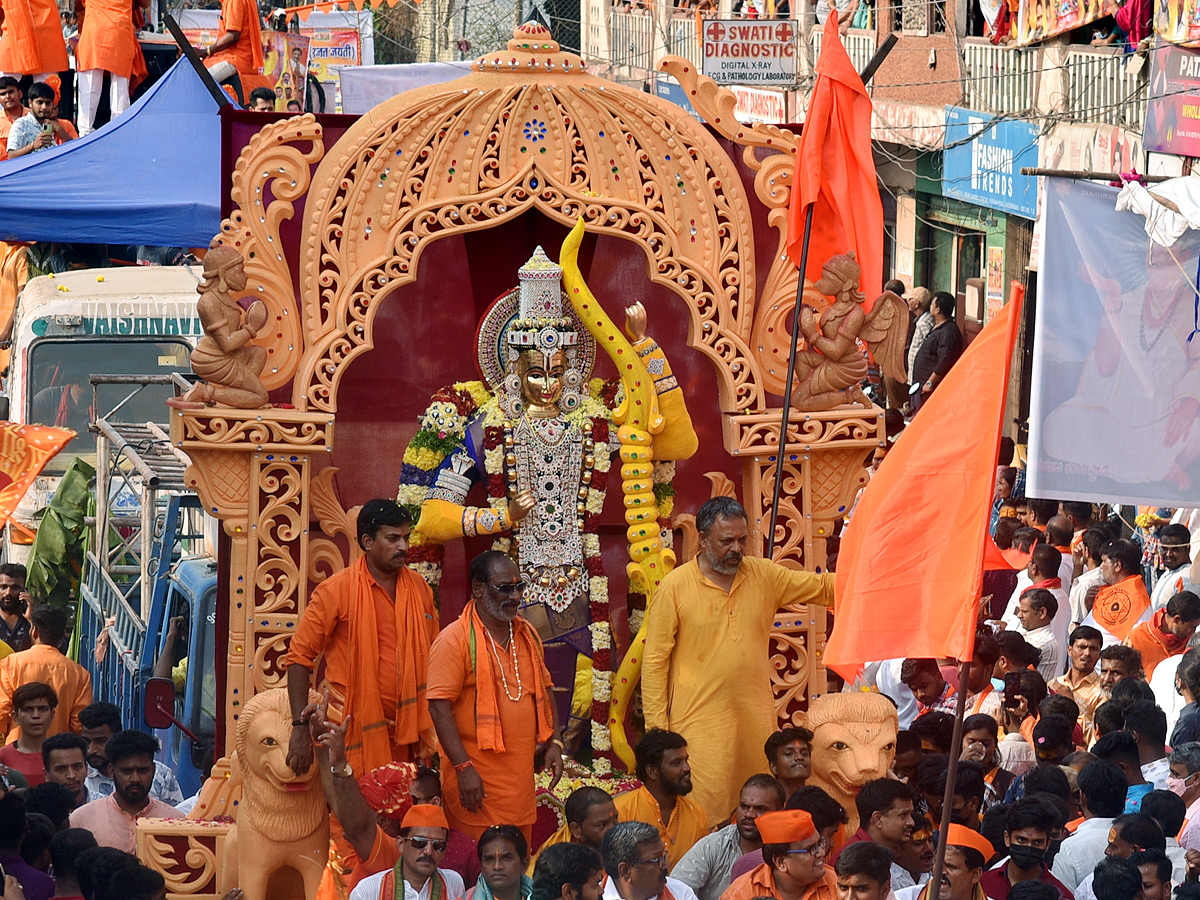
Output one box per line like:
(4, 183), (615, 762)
(766, 36), (896, 559)
(767, 204), (813, 559)
(928, 660), (971, 896)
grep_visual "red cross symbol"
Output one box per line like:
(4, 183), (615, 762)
(775, 21), (794, 41)
(706, 21), (726, 41)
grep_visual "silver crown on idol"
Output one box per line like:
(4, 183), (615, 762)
(505, 246), (580, 360)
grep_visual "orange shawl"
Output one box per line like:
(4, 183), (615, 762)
(463, 601), (553, 752)
(345, 557), (432, 770)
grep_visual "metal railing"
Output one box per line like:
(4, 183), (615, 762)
(667, 13), (701, 66)
(78, 549), (148, 715)
(960, 38), (1037, 114)
(610, 9), (657, 69)
(1064, 46), (1147, 130)
(809, 25), (878, 78)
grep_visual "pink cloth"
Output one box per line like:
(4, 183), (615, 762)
(67, 793), (178, 852)
(1116, 0), (1151, 44)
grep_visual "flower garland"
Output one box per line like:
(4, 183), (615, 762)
(479, 381), (618, 773)
(399, 378), (660, 775)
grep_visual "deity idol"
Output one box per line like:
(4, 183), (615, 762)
(398, 239), (696, 758)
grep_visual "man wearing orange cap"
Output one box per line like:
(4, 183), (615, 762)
(428, 551), (563, 842)
(893, 825), (991, 900)
(719, 809), (836, 900)
(350, 803), (467, 900)
(310, 698), (480, 892)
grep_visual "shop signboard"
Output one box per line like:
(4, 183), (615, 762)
(942, 106), (1039, 219)
(1143, 40), (1200, 156)
(701, 19), (798, 85)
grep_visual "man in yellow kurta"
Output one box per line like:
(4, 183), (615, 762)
(642, 497), (835, 828)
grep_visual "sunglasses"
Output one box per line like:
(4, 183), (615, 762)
(491, 581), (527, 596)
(407, 837), (448, 852)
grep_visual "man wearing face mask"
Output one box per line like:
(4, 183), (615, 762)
(979, 799), (1073, 900)
(1168, 743), (1200, 851)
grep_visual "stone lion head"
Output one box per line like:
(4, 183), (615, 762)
(801, 692), (898, 831)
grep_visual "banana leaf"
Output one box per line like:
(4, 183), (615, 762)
(26, 457), (95, 611)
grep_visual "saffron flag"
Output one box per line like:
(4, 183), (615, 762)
(1085, 575), (1151, 642)
(0, 424), (74, 529)
(825, 285), (1025, 679)
(788, 14), (883, 306)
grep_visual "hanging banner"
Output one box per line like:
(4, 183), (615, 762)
(1017, 0), (1108, 46)
(1028, 178), (1200, 506)
(1154, 0), (1200, 46)
(0, 424), (74, 528)
(262, 33), (311, 111)
(1143, 41), (1200, 155)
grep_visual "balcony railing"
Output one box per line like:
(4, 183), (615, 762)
(1064, 46), (1147, 131)
(810, 25), (877, 77)
(960, 38), (1037, 114)
(666, 13), (701, 66)
(610, 9), (656, 70)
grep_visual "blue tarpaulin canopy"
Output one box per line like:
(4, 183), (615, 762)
(0, 58), (221, 246)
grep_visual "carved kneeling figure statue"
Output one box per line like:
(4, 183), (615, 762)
(219, 687), (329, 900)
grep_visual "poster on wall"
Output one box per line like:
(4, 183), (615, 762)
(1143, 41), (1200, 155)
(1154, 0), (1200, 46)
(1028, 178), (1200, 506)
(986, 246), (1005, 319)
(304, 28), (360, 112)
(1017, 0), (1108, 46)
(262, 32), (311, 111)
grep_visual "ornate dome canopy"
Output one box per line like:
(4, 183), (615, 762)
(294, 23), (762, 414)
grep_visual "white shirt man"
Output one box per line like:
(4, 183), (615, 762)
(351, 805), (467, 900)
(1051, 816), (1116, 892)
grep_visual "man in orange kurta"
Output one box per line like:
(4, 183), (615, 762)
(285, 500), (438, 779)
(197, 0), (262, 104)
(0, 0), (68, 79)
(427, 550), (564, 841)
(76, 0), (148, 134)
(642, 498), (836, 828)
(1124, 591), (1200, 679)
(0, 605), (92, 740)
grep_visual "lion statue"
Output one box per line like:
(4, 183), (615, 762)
(801, 692), (899, 832)
(219, 687), (329, 900)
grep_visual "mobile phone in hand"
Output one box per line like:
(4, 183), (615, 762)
(1003, 671), (1023, 708)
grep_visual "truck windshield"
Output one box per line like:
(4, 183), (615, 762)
(26, 339), (191, 470)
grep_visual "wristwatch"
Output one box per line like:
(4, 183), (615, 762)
(331, 762), (354, 778)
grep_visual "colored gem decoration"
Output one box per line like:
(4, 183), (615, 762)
(523, 119), (547, 143)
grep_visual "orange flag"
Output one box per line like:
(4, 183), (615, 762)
(0, 423), (74, 527)
(825, 284), (1025, 679)
(788, 15), (883, 307)
(983, 535), (1015, 570)
(1090, 575), (1151, 642)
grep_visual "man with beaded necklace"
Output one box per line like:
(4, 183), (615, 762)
(428, 550), (565, 841)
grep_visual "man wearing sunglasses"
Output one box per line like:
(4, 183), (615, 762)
(351, 804), (466, 900)
(720, 808), (836, 900)
(429, 551), (565, 842)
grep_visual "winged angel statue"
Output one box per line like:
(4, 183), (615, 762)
(789, 252), (909, 412)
